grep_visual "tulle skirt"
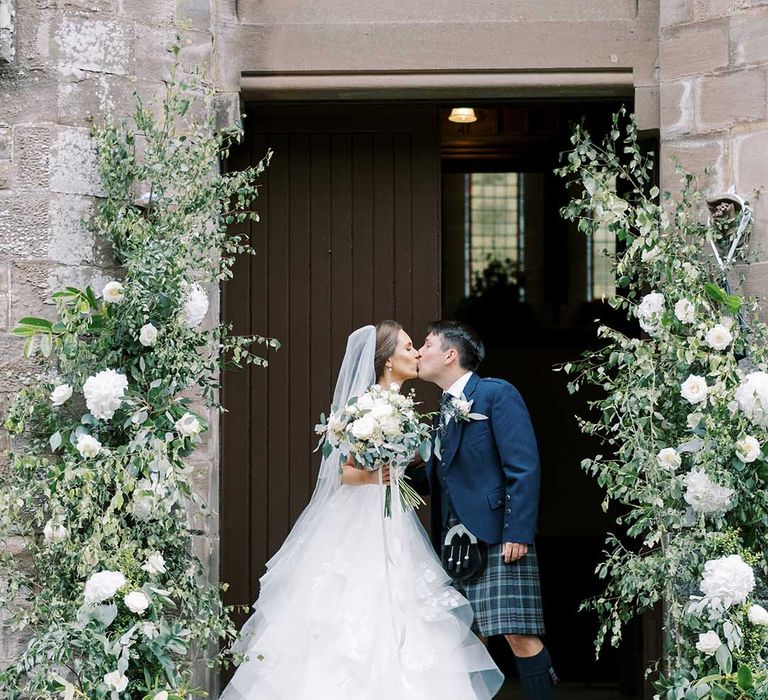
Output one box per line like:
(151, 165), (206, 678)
(220, 483), (504, 700)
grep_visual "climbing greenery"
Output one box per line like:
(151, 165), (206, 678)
(557, 107), (768, 699)
(0, 44), (273, 699)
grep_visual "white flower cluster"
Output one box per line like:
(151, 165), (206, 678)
(636, 292), (665, 335)
(683, 469), (734, 514)
(83, 368), (128, 421)
(735, 371), (768, 428)
(699, 555), (755, 610)
(83, 570), (127, 605)
(656, 448), (681, 470)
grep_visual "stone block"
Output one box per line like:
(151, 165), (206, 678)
(732, 9), (768, 66)
(0, 191), (51, 258)
(13, 124), (51, 189)
(0, 127), (10, 160)
(660, 135), (727, 195)
(48, 193), (95, 264)
(54, 14), (133, 75)
(0, 160), (10, 189)
(661, 0), (694, 27)
(116, 0), (176, 25)
(0, 71), (58, 126)
(180, 0), (212, 31)
(51, 126), (103, 196)
(661, 79), (695, 134)
(698, 69), (766, 128)
(57, 70), (135, 126)
(659, 24), (729, 79)
(14, 6), (54, 71)
(694, 0), (750, 19)
(0, 333), (36, 395)
(132, 24), (177, 81)
(0, 263), (9, 331)
(734, 131), (768, 216)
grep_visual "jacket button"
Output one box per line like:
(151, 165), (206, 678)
(506, 508), (511, 514)
(506, 494), (511, 501)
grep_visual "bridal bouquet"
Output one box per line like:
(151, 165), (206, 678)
(315, 384), (432, 517)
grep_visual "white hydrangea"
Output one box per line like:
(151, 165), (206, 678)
(174, 412), (201, 437)
(700, 554), (755, 610)
(748, 604), (768, 626)
(139, 323), (158, 347)
(83, 570), (127, 605)
(735, 372), (768, 428)
(83, 369), (128, 421)
(636, 292), (665, 334)
(736, 435), (761, 463)
(43, 520), (69, 543)
(695, 630), (722, 656)
(683, 469), (734, 514)
(656, 448), (681, 470)
(76, 433), (102, 459)
(124, 590), (150, 614)
(674, 299), (695, 324)
(101, 281), (125, 304)
(141, 552), (166, 576)
(681, 375), (708, 405)
(50, 384), (73, 406)
(103, 670), (129, 692)
(181, 283), (209, 328)
(705, 324), (733, 351)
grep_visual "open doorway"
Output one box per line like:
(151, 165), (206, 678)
(439, 102), (655, 699)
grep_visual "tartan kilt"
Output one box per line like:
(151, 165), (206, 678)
(445, 524), (546, 638)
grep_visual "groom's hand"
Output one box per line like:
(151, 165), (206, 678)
(503, 542), (528, 564)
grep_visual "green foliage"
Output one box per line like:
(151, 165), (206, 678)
(556, 107), (768, 699)
(0, 42), (273, 698)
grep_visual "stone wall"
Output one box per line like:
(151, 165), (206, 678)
(659, 1), (768, 294)
(0, 0), (224, 691)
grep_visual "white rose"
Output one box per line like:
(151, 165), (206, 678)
(636, 292), (665, 334)
(748, 604), (768, 625)
(356, 393), (375, 412)
(124, 590), (150, 614)
(103, 670), (129, 692)
(43, 520), (69, 543)
(181, 283), (209, 328)
(174, 412), (201, 438)
(681, 375), (708, 405)
(695, 630), (722, 656)
(736, 435), (761, 463)
(101, 281), (125, 304)
(700, 554), (755, 609)
(141, 552), (166, 576)
(139, 323), (158, 347)
(84, 570), (127, 604)
(735, 372), (768, 428)
(50, 384), (73, 406)
(76, 433), (102, 459)
(350, 415), (377, 441)
(83, 369), (128, 421)
(705, 324), (733, 351)
(656, 448), (681, 470)
(674, 299), (695, 324)
(686, 413), (703, 429)
(370, 400), (395, 419)
(683, 469), (734, 514)
(379, 414), (402, 437)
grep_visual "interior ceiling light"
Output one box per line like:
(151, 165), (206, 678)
(448, 107), (477, 124)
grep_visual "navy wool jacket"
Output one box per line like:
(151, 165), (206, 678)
(408, 373), (541, 547)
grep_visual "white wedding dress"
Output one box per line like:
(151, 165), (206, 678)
(220, 327), (503, 700)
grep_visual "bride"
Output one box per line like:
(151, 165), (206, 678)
(220, 321), (503, 699)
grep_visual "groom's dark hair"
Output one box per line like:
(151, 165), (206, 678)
(428, 321), (485, 371)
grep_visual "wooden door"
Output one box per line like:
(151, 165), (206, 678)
(220, 104), (441, 626)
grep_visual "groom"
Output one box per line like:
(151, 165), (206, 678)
(411, 321), (557, 700)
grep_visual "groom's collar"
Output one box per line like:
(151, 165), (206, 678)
(444, 371), (474, 399)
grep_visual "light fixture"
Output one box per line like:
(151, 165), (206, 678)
(448, 107), (477, 124)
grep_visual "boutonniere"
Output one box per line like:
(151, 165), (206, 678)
(434, 393), (488, 460)
(446, 394), (488, 424)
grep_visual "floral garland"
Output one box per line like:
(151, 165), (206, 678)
(557, 108), (768, 699)
(0, 45), (274, 699)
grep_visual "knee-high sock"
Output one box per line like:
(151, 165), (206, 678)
(514, 646), (558, 700)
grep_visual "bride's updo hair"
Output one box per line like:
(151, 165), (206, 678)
(374, 320), (402, 380)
